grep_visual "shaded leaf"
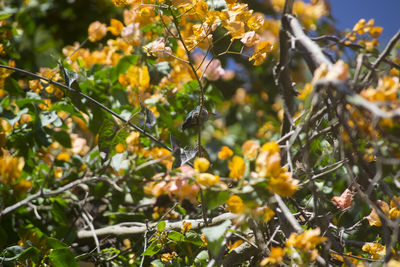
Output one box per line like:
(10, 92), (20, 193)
(203, 190), (229, 210)
(49, 248), (78, 267)
(98, 118), (118, 163)
(168, 231), (185, 242)
(202, 220), (231, 243)
(142, 241), (161, 256)
(157, 221), (166, 232)
(1, 107), (28, 126)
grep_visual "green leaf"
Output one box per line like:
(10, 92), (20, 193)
(110, 152), (129, 172)
(1, 107), (28, 126)
(202, 220), (231, 256)
(0, 13), (13, 20)
(184, 231), (203, 246)
(2, 245), (26, 262)
(152, 62), (171, 76)
(202, 220), (231, 243)
(4, 77), (23, 96)
(168, 231), (185, 242)
(141, 241), (161, 256)
(46, 237), (68, 249)
(17, 246), (41, 263)
(151, 259), (165, 267)
(194, 250), (209, 266)
(157, 221), (166, 232)
(49, 248), (78, 267)
(39, 110), (59, 126)
(51, 130), (72, 148)
(98, 118), (119, 163)
(116, 55), (138, 76)
(203, 191), (229, 210)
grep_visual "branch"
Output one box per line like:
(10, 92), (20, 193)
(77, 212), (238, 239)
(362, 28), (400, 84)
(284, 14), (332, 72)
(0, 176), (100, 218)
(274, 0), (296, 137)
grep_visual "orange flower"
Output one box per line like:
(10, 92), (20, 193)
(286, 228), (327, 251)
(240, 31), (260, 47)
(362, 242), (386, 259)
(112, 0), (131, 7)
(56, 152), (70, 162)
(260, 247), (285, 265)
(268, 171), (298, 197)
(194, 157), (210, 172)
(115, 143), (126, 154)
(196, 173), (219, 186)
(241, 140), (259, 159)
(218, 146), (233, 159)
(14, 179), (32, 195)
(261, 141), (280, 153)
(88, 21), (107, 42)
(228, 156), (245, 179)
(108, 19), (124, 36)
(181, 221), (192, 234)
(366, 200), (390, 227)
(226, 195), (246, 213)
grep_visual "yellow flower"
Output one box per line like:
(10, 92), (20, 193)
(369, 26), (383, 38)
(353, 18), (367, 34)
(253, 206), (275, 222)
(241, 140), (259, 159)
(161, 252), (177, 263)
(228, 156), (245, 179)
(260, 247), (285, 266)
(56, 152), (70, 162)
(226, 195), (245, 213)
(119, 65), (151, 90)
(362, 242), (386, 259)
(261, 141), (280, 153)
(228, 240), (243, 252)
(218, 146), (233, 159)
(112, 0), (130, 7)
(88, 21), (107, 42)
(366, 200), (389, 227)
(194, 157), (210, 172)
(286, 228), (327, 251)
(29, 80), (43, 94)
(255, 150), (282, 178)
(247, 13), (264, 31)
(108, 19), (124, 36)
(195, 1), (209, 18)
(196, 173), (219, 186)
(115, 143), (126, 154)
(54, 168), (63, 179)
(268, 171), (299, 197)
(13, 179), (32, 195)
(297, 83), (313, 100)
(0, 151), (25, 184)
(139, 66), (150, 90)
(181, 221), (192, 234)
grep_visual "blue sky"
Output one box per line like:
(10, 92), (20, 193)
(329, 0), (400, 42)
